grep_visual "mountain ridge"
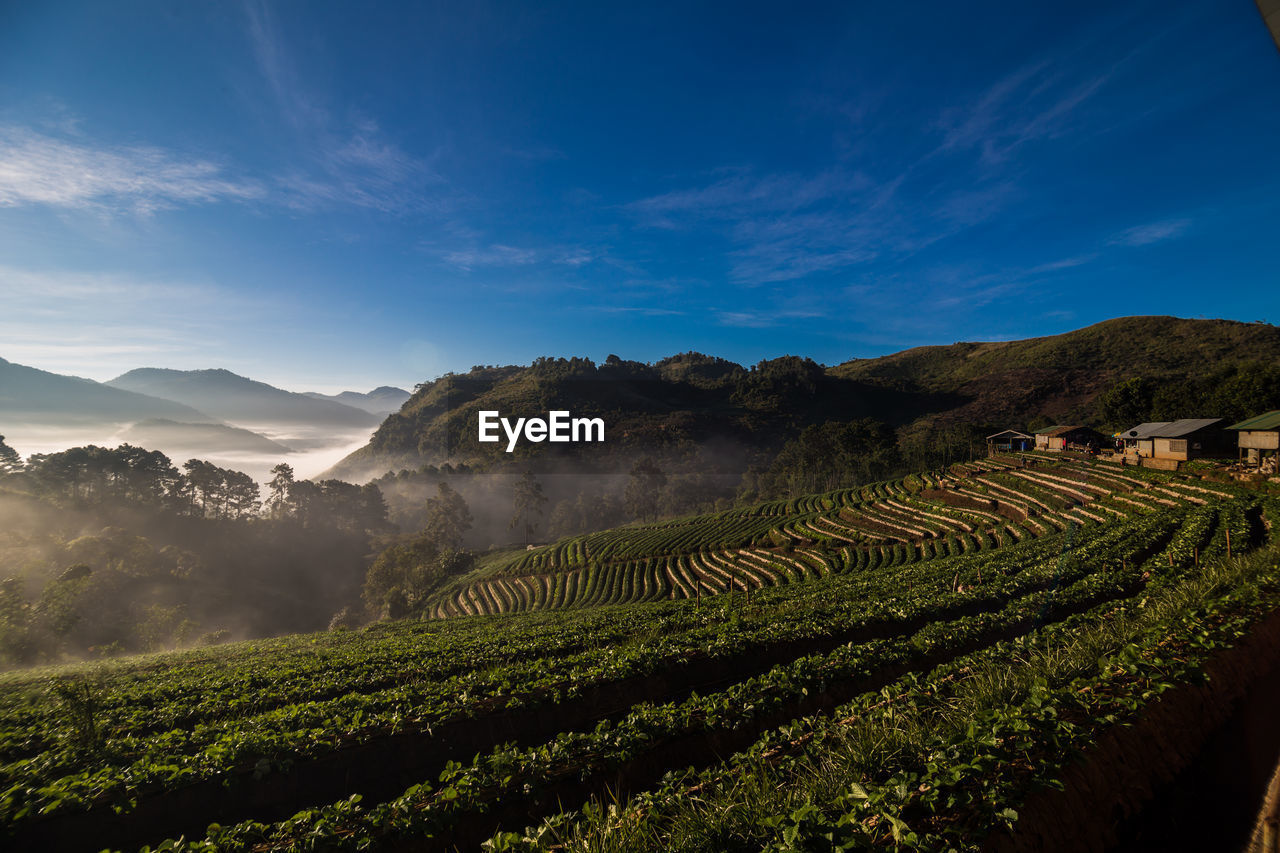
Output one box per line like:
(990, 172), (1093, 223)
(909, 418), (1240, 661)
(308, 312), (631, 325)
(326, 316), (1280, 479)
(107, 368), (380, 428)
(303, 386), (410, 416)
(0, 357), (214, 425)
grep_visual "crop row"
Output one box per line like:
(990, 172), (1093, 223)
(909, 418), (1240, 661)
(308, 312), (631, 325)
(142, 505), (1224, 852)
(467, 457), (1214, 613)
(0, 505), (1197, 832)
(542, 540), (1280, 852)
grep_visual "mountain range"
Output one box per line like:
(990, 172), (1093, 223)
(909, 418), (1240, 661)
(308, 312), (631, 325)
(107, 369), (381, 428)
(6, 316), (1280, 482)
(0, 357), (212, 425)
(326, 316), (1280, 478)
(303, 386), (411, 416)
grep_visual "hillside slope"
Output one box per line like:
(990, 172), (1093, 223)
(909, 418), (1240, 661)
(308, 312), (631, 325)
(303, 386), (410, 416)
(119, 419), (295, 455)
(328, 317), (1280, 480)
(830, 315), (1280, 427)
(327, 355), (955, 478)
(108, 368), (379, 428)
(0, 357), (212, 425)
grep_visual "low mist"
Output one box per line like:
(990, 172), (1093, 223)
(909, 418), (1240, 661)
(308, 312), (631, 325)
(4, 421), (375, 485)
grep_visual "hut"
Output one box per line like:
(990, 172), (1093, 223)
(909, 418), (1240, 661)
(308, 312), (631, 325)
(1143, 419), (1230, 462)
(1034, 425), (1103, 453)
(1226, 410), (1280, 472)
(986, 429), (1033, 455)
(1118, 422), (1170, 459)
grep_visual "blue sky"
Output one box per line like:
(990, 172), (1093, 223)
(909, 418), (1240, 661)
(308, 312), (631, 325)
(2, 1), (1278, 393)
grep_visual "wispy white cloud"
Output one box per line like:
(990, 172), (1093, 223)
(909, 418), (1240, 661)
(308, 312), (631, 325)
(582, 305), (685, 317)
(628, 170), (908, 284)
(618, 36), (1126, 289)
(1028, 255), (1095, 273)
(1108, 218), (1191, 247)
(0, 265), (263, 378)
(627, 169), (869, 225)
(431, 242), (600, 272)
(936, 61), (1113, 165)
(716, 308), (823, 329)
(0, 126), (262, 214)
(243, 1), (441, 214)
(242, 0), (328, 133)
(932, 181), (1023, 226)
(441, 244), (541, 270)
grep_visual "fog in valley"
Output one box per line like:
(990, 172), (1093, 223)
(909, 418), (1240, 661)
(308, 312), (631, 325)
(2, 421), (376, 485)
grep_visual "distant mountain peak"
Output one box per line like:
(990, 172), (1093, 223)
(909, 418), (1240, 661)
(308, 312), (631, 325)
(0, 358), (213, 425)
(107, 368), (380, 428)
(302, 386), (411, 416)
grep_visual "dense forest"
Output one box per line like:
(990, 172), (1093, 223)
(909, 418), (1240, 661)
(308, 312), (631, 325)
(0, 441), (389, 666)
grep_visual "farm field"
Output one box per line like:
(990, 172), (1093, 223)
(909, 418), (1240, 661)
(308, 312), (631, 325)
(2, 454), (1279, 851)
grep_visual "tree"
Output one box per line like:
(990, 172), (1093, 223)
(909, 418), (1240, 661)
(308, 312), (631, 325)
(510, 471), (547, 545)
(363, 538), (473, 619)
(180, 460), (259, 519)
(0, 436), (23, 476)
(0, 578), (33, 666)
(266, 463), (295, 519)
(355, 484), (391, 533)
(1097, 377), (1157, 430)
(754, 419), (902, 499)
(423, 482), (472, 549)
(224, 470), (261, 518)
(624, 457), (667, 521)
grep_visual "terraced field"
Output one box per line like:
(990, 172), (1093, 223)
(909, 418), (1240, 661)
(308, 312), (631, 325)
(430, 456), (1241, 618)
(1, 455), (1278, 852)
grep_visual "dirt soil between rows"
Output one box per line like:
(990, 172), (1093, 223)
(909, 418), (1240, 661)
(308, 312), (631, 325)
(983, 604), (1280, 853)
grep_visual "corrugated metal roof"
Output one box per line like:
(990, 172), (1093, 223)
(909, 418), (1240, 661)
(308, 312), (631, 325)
(1036, 424), (1088, 437)
(1145, 418), (1224, 438)
(987, 429), (1032, 440)
(1120, 422), (1171, 439)
(1227, 410), (1280, 431)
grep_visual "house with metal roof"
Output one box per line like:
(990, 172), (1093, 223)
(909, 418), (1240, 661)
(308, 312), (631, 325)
(1117, 422), (1171, 458)
(1226, 410), (1280, 471)
(1034, 425), (1103, 452)
(1141, 418), (1230, 462)
(986, 429), (1033, 454)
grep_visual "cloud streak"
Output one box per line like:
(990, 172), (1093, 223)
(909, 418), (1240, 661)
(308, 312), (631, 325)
(1108, 218), (1190, 247)
(936, 61), (1113, 166)
(0, 265), (264, 378)
(0, 126), (262, 214)
(431, 242), (599, 272)
(243, 1), (441, 214)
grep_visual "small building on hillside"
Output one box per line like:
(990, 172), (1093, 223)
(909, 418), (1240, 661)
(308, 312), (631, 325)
(1118, 422), (1171, 458)
(1034, 425), (1103, 452)
(986, 429), (1033, 454)
(1226, 410), (1280, 472)
(1142, 419), (1230, 461)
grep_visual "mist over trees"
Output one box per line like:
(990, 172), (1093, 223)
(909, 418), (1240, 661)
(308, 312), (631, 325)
(624, 458), (667, 522)
(0, 443), (390, 667)
(510, 471), (547, 545)
(0, 436), (21, 476)
(423, 482), (472, 549)
(740, 420), (900, 500)
(9, 328), (1278, 645)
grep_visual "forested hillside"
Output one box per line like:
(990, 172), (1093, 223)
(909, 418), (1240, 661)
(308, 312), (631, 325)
(0, 444), (390, 665)
(329, 317), (1280, 545)
(334, 317), (1280, 480)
